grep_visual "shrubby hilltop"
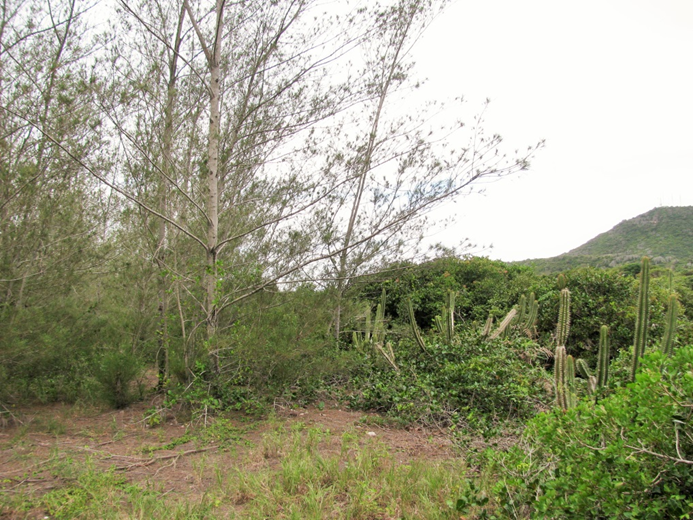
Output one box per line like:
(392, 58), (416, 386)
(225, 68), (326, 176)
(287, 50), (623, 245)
(519, 206), (693, 273)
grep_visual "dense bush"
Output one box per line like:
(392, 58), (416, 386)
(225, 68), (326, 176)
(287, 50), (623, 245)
(347, 330), (551, 431)
(222, 286), (359, 399)
(483, 346), (693, 518)
(533, 267), (636, 360)
(355, 256), (536, 331)
(95, 348), (143, 409)
(0, 298), (131, 404)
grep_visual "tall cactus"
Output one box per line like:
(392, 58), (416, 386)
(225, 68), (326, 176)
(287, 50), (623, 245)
(524, 292), (539, 333)
(514, 292), (538, 336)
(576, 358), (597, 395)
(489, 308), (517, 340)
(481, 314), (494, 338)
(566, 354), (577, 408)
(444, 290), (455, 343)
(406, 298), (428, 353)
(557, 273), (568, 290)
(660, 294), (679, 356)
(596, 325), (610, 389)
(555, 349), (578, 409)
(555, 345), (568, 409)
(353, 289), (386, 351)
(556, 288), (571, 347)
(352, 310), (372, 351)
(435, 290), (456, 344)
(373, 288), (386, 346)
(631, 257), (650, 380)
(516, 294), (527, 324)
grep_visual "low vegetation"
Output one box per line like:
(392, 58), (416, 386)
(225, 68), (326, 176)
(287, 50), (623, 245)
(3, 256), (693, 518)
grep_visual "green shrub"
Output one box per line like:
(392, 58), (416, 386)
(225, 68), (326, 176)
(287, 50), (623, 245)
(348, 331), (551, 431)
(0, 296), (132, 404)
(95, 348), (143, 409)
(355, 256), (536, 330)
(533, 267), (637, 363)
(484, 345), (693, 518)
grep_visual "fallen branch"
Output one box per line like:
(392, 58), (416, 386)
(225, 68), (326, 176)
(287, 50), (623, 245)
(115, 446), (217, 471)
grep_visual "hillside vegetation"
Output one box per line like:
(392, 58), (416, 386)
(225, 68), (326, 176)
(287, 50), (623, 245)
(519, 206), (693, 273)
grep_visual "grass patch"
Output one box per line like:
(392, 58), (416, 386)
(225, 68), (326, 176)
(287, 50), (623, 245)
(1, 416), (475, 519)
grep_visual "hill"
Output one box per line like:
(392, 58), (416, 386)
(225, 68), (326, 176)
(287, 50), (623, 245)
(518, 206), (693, 273)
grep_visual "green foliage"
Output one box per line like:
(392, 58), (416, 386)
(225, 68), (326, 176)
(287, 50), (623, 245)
(348, 330), (550, 431)
(226, 287), (357, 401)
(483, 346), (693, 518)
(357, 256), (535, 330)
(533, 267), (639, 364)
(0, 297), (132, 404)
(95, 348), (143, 409)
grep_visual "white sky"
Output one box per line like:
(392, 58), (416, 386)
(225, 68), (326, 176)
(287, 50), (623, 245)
(412, 0), (693, 261)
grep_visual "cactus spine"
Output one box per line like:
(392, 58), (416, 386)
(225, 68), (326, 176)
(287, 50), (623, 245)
(406, 298), (428, 353)
(597, 325), (610, 389)
(556, 288), (571, 347)
(661, 294), (679, 356)
(631, 257), (650, 380)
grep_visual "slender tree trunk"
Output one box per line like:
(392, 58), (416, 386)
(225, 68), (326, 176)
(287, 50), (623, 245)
(156, 4), (186, 389)
(333, 4), (414, 339)
(203, 0), (224, 373)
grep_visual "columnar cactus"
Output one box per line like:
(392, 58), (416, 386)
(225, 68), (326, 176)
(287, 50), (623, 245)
(524, 292), (539, 333)
(597, 325), (610, 389)
(661, 294), (679, 356)
(444, 290), (455, 343)
(481, 314), (494, 338)
(631, 257), (650, 380)
(353, 289), (386, 351)
(555, 345), (567, 409)
(489, 308), (517, 340)
(576, 358), (597, 395)
(406, 298), (428, 353)
(556, 288), (571, 347)
(566, 354), (577, 408)
(434, 290), (456, 344)
(514, 292), (538, 336)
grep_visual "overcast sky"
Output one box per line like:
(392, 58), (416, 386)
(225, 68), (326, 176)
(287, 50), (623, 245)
(412, 0), (693, 261)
